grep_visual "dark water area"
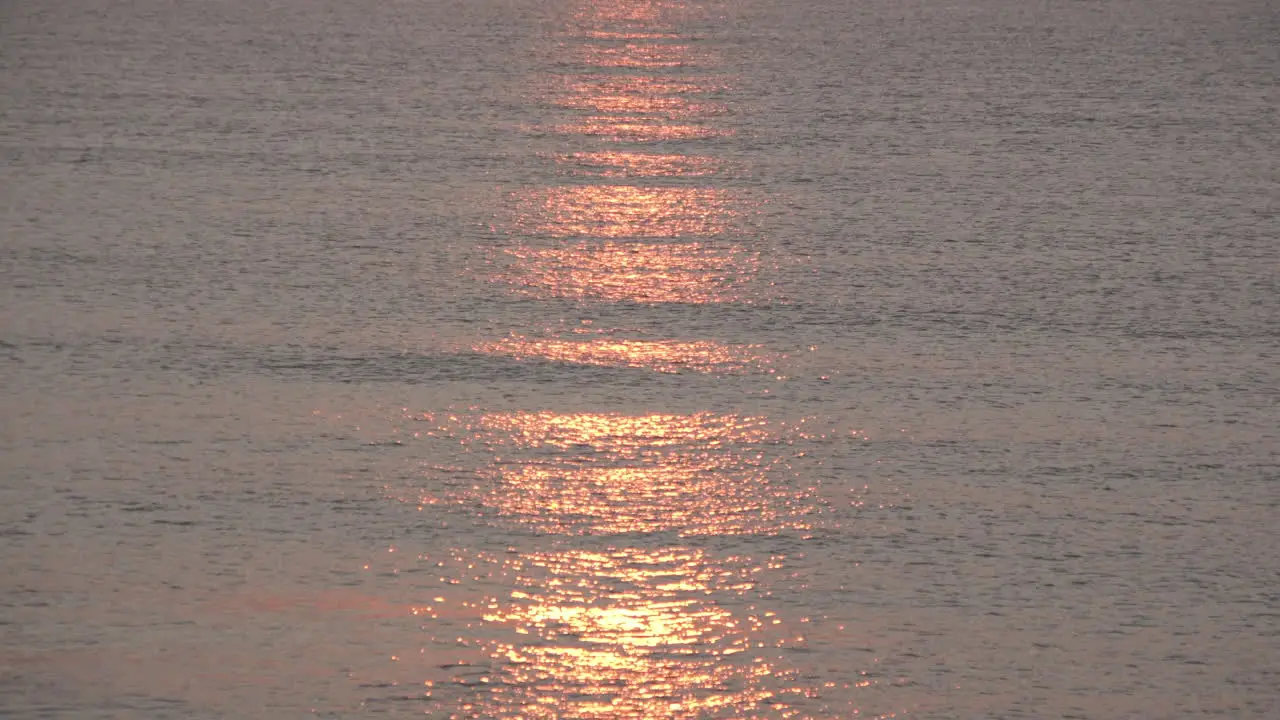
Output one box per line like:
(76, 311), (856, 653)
(2, 0), (1277, 717)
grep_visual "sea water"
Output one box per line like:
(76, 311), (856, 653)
(1, 0), (1277, 717)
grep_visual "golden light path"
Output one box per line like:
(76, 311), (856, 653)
(539, 6), (731, 142)
(566, 0), (670, 29)
(556, 75), (729, 104)
(467, 546), (805, 719)
(507, 185), (742, 239)
(411, 0), (857, 715)
(494, 241), (759, 304)
(460, 410), (817, 536)
(477, 409), (775, 448)
(492, 0), (758, 309)
(552, 117), (720, 142)
(554, 150), (725, 178)
(384, 407), (864, 717)
(401, 408), (843, 542)
(555, 91), (719, 118)
(473, 334), (779, 375)
(572, 41), (718, 70)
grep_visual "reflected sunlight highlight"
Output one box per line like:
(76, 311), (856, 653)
(474, 333), (776, 375)
(569, 0), (666, 27)
(571, 41), (719, 70)
(549, 116), (723, 142)
(458, 547), (810, 719)
(556, 90), (727, 120)
(554, 151), (725, 178)
(494, 241), (760, 304)
(383, 0), (874, 717)
(432, 411), (819, 536)
(536, 22), (731, 142)
(507, 185), (743, 239)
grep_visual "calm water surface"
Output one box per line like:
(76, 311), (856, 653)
(2, 0), (1278, 717)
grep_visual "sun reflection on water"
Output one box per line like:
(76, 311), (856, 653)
(476, 410), (775, 449)
(556, 88), (727, 120)
(556, 116), (723, 142)
(405, 0), (856, 713)
(507, 185), (743, 239)
(494, 241), (759, 304)
(570, 41), (719, 70)
(420, 410), (821, 536)
(554, 151), (726, 178)
(537, 10), (731, 142)
(556, 75), (728, 104)
(563, 0), (696, 36)
(446, 546), (813, 719)
(474, 333), (777, 374)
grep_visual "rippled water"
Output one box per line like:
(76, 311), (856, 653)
(2, 0), (1278, 717)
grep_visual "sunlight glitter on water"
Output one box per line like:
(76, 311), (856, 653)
(542, 79), (731, 142)
(435, 410), (820, 536)
(570, 41), (720, 70)
(6, 0), (1274, 713)
(554, 90), (729, 120)
(381, 400), (866, 717)
(439, 0), (836, 713)
(537, 14), (730, 141)
(553, 151), (727, 178)
(473, 334), (778, 374)
(565, 0), (681, 33)
(549, 116), (727, 142)
(394, 410), (850, 535)
(505, 185), (745, 239)
(474, 410), (776, 449)
(390, 542), (851, 720)
(478, 462), (813, 536)
(552, 75), (731, 108)
(492, 241), (760, 304)
(467, 547), (803, 719)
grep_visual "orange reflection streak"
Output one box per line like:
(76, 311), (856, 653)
(445, 411), (817, 536)
(538, 22), (730, 140)
(550, 116), (724, 142)
(578, 30), (681, 41)
(555, 151), (724, 178)
(545, 76), (730, 142)
(559, 75), (727, 100)
(495, 241), (759, 304)
(474, 334), (776, 375)
(476, 410), (773, 448)
(462, 547), (803, 719)
(482, 462), (810, 536)
(568, 0), (667, 26)
(556, 91), (726, 119)
(387, 0), (867, 715)
(573, 42), (715, 70)
(508, 185), (741, 239)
